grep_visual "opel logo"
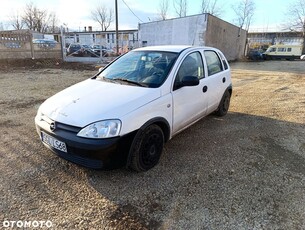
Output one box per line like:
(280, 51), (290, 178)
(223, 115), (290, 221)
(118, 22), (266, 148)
(50, 122), (56, 131)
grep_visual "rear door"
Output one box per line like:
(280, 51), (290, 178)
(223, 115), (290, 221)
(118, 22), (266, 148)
(202, 50), (230, 114)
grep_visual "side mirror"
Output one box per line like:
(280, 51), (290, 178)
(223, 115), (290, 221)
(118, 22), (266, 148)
(174, 76), (199, 90)
(181, 76), (199, 87)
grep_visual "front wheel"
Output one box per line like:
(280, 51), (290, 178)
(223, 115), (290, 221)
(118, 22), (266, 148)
(215, 90), (231, 116)
(129, 125), (164, 172)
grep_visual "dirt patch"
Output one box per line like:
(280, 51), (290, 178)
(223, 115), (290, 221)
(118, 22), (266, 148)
(0, 58), (98, 71)
(0, 60), (305, 229)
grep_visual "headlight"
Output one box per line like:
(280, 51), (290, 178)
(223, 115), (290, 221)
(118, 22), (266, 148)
(77, 120), (121, 139)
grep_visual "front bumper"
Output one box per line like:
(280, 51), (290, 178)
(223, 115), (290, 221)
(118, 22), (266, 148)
(35, 116), (135, 169)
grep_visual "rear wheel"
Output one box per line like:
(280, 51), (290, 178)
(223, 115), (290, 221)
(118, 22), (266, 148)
(129, 125), (164, 172)
(215, 90), (231, 116)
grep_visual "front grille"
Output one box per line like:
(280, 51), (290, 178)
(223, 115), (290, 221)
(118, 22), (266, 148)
(56, 123), (81, 133)
(40, 114), (81, 133)
(56, 149), (103, 169)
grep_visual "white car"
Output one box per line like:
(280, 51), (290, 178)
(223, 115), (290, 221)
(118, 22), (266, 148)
(301, 54), (305, 60)
(35, 45), (232, 171)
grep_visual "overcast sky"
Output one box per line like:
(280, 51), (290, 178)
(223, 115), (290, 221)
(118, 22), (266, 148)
(0, 0), (291, 32)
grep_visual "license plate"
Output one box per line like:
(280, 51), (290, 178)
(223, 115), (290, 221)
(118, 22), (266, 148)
(41, 132), (67, 153)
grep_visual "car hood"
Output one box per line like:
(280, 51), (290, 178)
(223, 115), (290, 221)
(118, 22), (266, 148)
(39, 79), (161, 127)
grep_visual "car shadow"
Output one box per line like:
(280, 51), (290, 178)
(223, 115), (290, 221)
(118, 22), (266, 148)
(85, 112), (305, 229)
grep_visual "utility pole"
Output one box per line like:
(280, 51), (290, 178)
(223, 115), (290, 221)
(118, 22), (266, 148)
(115, 0), (119, 55)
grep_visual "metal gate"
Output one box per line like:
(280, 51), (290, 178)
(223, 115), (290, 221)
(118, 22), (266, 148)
(61, 32), (117, 64)
(60, 30), (139, 63)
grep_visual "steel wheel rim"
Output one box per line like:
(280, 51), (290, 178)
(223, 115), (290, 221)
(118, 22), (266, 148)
(141, 133), (163, 167)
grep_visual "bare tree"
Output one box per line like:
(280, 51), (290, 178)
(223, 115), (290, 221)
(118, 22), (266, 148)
(22, 2), (54, 33)
(173, 0), (188, 18)
(200, 0), (222, 17)
(47, 12), (60, 33)
(158, 0), (169, 20)
(9, 11), (25, 30)
(232, 0), (255, 31)
(91, 5), (114, 31)
(286, 0), (305, 53)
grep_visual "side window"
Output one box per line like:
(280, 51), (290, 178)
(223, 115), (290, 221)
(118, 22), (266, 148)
(175, 52), (204, 85)
(204, 51), (223, 76)
(218, 51), (229, 70)
(278, 48), (286, 52)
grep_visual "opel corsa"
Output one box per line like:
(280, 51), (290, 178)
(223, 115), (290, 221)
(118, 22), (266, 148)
(35, 45), (232, 172)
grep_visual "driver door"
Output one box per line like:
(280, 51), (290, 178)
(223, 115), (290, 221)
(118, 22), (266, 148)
(172, 51), (208, 135)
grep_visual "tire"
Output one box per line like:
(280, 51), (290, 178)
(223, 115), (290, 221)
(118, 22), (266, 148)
(129, 124), (164, 172)
(215, 90), (231, 116)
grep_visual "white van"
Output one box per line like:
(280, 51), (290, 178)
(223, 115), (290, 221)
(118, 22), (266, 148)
(263, 44), (302, 60)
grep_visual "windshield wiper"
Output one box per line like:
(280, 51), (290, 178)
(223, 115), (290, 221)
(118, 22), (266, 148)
(112, 78), (147, 87)
(102, 77), (117, 83)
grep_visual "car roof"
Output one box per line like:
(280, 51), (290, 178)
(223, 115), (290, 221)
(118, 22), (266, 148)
(134, 45), (193, 53)
(133, 45), (222, 53)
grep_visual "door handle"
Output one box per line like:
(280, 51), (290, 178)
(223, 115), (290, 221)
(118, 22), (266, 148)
(222, 77), (226, 83)
(202, 85), (208, 93)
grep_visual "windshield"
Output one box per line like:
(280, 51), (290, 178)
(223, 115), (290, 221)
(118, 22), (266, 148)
(97, 50), (179, 88)
(266, 47), (276, 52)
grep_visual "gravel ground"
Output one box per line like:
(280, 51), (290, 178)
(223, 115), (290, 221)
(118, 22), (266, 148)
(0, 60), (305, 229)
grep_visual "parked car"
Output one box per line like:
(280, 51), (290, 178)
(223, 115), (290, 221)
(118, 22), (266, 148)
(35, 45), (232, 171)
(247, 50), (263, 60)
(4, 42), (21, 48)
(300, 54), (305, 60)
(33, 39), (58, 48)
(81, 44), (94, 56)
(91, 44), (111, 57)
(263, 44), (302, 60)
(66, 43), (85, 56)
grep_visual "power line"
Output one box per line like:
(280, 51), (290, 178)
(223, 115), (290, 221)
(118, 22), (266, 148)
(121, 0), (144, 23)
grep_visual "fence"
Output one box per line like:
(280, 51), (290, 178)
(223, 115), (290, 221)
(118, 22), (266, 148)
(0, 32), (61, 60)
(62, 33), (139, 63)
(0, 31), (140, 63)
